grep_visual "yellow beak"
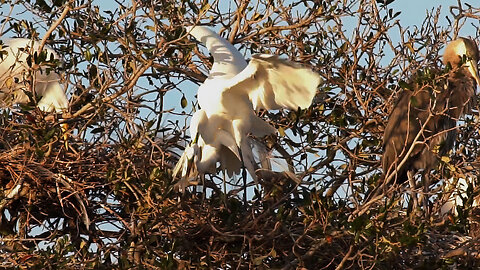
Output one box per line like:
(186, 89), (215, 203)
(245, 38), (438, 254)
(466, 59), (480, 88)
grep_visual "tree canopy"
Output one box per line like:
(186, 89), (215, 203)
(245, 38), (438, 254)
(0, 0), (480, 268)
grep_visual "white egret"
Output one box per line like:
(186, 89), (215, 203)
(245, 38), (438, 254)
(0, 38), (68, 113)
(173, 25), (321, 191)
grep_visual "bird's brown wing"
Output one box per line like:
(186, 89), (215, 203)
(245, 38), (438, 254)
(382, 89), (434, 182)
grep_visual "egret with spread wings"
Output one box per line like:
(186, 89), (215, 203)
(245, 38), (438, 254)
(173, 26), (321, 191)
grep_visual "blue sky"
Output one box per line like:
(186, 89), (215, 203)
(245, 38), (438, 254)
(393, 0), (478, 37)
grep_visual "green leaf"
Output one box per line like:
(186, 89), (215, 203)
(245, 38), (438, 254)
(180, 95), (187, 108)
(84, 50), (92, 61)
(398, 80), (412, 90)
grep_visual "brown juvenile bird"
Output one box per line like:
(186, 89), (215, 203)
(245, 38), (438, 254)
(383, 38), (480, 184)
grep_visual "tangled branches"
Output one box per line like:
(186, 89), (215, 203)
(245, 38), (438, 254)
(0, 0), (479, 268)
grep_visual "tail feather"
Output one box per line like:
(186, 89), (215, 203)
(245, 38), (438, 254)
(173, 145), (199, 192)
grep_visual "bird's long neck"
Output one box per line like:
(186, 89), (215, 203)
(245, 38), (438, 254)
(446, 67), (477, 117)
(188, 26), (247, 78)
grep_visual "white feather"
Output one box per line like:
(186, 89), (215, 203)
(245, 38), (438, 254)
(174, 25), (321, 185)
(0, 38), (68, 113)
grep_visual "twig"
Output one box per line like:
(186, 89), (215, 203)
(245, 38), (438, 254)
(335, 244), (354, 270)
(37, 2), (72, 53)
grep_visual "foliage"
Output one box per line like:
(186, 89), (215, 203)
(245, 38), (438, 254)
(0, 0), (479, 268)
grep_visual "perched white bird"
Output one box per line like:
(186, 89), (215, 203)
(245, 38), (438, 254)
(173, 26), (321, 191)
(0, 38), (68, 113)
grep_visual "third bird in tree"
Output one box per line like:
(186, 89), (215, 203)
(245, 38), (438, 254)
(0, 38), (68, 113)
(383, 38), (480, 184)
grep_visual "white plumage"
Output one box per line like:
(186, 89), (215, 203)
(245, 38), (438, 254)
(173, 26), (321, 190)
(0, 38), (68, 113)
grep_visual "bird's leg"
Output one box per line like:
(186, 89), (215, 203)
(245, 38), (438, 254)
(201, 174), (206, 201)
(238, 146), (248, 207)
(222, 169), (227, 207)
(231, 119), (249, 207)
(423, 173), (431, 218)
(407, 170), (419, 215)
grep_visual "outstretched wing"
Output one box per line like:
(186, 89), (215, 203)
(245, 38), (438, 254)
(222, 54), (320, 110)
